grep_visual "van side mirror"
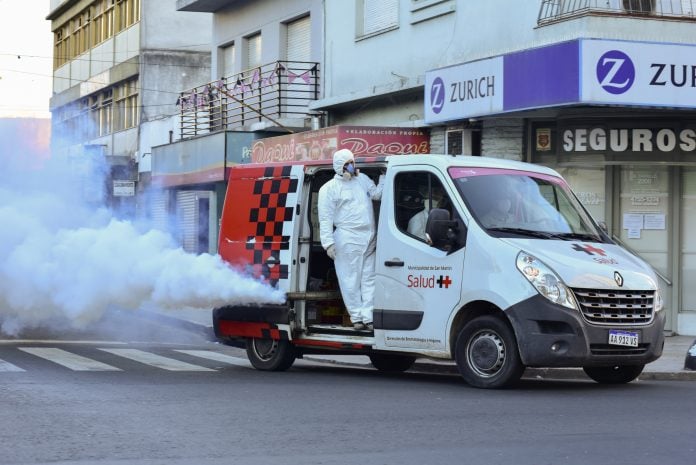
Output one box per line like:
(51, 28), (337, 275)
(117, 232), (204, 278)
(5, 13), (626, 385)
(426, 208), (460, 250)
(598, 221), (608, 233)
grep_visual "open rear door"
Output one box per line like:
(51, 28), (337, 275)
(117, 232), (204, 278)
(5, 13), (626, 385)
(218, 164), (304, 292)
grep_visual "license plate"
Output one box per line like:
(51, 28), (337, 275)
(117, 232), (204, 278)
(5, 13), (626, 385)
(608, 330), (639, 347)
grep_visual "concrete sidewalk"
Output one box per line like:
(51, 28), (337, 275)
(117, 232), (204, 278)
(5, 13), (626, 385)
(147, 307), (696, 381)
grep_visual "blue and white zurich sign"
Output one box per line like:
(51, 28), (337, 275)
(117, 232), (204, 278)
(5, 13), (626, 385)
(596, 50), (635, 95)
(430, 76), (445, 114)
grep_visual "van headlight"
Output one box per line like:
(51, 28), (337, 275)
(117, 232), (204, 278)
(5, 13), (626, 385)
(516, 251), (578, 310)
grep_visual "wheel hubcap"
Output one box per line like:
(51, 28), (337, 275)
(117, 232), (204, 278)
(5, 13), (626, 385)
(467, 330), (506, 378)
(252, 339), (277, 361)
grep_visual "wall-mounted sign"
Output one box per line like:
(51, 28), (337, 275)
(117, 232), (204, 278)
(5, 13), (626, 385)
(113, 180), (135, 197)
(561, 126), (696, 154)
(425, 38), (696, 122)
(536, 128), (552, 151)
(582, 39), (696, 109)
(424, 57), (504, 123)
(249, 125), (430, 164)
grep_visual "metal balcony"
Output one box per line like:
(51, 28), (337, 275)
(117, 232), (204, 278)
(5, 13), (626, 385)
(177, 60), (320, 139)
(538, 0), (696, 24)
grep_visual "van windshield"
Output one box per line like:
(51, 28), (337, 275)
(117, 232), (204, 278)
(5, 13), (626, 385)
(449, 167), (602, 241)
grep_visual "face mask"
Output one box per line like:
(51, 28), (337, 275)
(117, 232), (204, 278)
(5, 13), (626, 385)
(345, 162), (355, 175)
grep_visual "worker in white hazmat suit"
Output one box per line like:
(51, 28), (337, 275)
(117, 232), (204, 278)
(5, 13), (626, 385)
(318, 149), (385, 331)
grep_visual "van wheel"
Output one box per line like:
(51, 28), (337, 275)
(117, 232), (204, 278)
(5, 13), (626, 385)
(246, 338), (296, 371)
(583, 365), (644, 384)
(455, 315), (524, 389)
(369, 353), (417, 372)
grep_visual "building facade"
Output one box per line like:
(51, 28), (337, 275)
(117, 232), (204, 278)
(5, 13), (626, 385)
(149, 0), (324, 255)
(47, 0), (211, 217)
(105, 0), (696, 335)
(310, 0), (696, 335)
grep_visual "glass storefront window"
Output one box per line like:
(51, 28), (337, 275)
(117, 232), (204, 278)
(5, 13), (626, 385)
(619, 166), (670, 277)
(681, 168), (696, 310)
(554, 164), (606, 223)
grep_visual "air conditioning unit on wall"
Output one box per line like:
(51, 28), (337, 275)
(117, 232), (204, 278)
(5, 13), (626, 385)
(446, 129), (464, 155)
(446, 128), (481, 156)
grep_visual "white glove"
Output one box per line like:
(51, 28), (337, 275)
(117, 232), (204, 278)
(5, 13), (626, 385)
(326, 244), (336, 260)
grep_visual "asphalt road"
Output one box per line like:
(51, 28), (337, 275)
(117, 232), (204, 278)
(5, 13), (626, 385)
(1, 327), (695, 465)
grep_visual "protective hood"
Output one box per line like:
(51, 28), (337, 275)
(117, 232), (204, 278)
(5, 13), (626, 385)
(333, 149), (354, 176)
(502, 238), (659, 291)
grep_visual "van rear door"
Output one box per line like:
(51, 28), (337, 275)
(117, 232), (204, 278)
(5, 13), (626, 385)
(218, 164), (304, 292)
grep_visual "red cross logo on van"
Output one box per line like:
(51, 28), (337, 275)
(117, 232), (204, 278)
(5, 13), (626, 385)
(437, 275), (452, 289)
(572, 243), (606, 256)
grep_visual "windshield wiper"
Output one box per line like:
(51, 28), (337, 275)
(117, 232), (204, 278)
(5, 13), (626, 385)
(553, 232), (602, 242)
(486, 227), (558, 239)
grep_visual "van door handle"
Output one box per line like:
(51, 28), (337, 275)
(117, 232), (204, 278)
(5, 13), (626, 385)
(384, 259), (404, 267)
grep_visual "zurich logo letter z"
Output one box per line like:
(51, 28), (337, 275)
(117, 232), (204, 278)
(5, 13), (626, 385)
(596, 50), (635, 95)
(430, 77), (445, 114)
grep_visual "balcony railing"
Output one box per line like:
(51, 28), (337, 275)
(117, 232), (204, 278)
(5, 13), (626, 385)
(177, 60), (320, 139)
(539, 0), (696, 24)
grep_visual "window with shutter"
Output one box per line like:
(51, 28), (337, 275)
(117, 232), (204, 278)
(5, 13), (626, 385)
(246, 33), (262, 70)
(362, 0), (398, 36)
(221, 43), (235, 78)
(286, 15), (311, 62)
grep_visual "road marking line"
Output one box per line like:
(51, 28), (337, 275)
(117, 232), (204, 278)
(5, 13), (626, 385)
(174, 350), (251, 367)
(99, 348), (216, 371)
(0, 359), (25, 372)
(19, 348), (121, 371)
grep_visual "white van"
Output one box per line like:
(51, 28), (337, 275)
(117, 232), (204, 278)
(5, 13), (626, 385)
(214, 154), (665, 388)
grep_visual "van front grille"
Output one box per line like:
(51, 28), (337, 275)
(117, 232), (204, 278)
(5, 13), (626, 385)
(572, 288), (654, 325)
(590, 343), (650, 356)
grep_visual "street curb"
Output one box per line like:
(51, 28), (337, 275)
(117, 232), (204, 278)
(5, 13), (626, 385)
(305, 357), (696, 381)
(139, 313), (696, 381)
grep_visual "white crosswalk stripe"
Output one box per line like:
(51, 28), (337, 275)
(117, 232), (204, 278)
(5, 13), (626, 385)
(0, 359), (25, 372)
(99, 348), (216, 371)
(19, 348), (122, 371)
(174, 350), (252, 367)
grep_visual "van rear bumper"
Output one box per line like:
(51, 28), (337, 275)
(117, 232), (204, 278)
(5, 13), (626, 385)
(505, 294), (665, 368)
(212, 305), (291, 343)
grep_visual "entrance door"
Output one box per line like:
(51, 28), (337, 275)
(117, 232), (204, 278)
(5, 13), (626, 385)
(618, 166), (673, 331)
(176, 190), (217, 255)
(680, 168), (696, 328)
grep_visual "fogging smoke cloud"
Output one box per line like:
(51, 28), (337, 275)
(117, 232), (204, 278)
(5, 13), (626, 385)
(0, 129), (284, 336)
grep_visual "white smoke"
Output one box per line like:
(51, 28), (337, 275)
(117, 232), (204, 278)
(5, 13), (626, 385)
(0, 128), (285, 336)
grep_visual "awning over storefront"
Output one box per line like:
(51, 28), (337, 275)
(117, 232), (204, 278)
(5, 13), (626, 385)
(151, 126), (430, 186)
(151, 131), (270, 187)
(248, 125), (430, 164)
(425, 38), (696, 123)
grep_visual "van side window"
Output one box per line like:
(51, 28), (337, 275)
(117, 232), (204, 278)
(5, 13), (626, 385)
(394, 172), (452, 242)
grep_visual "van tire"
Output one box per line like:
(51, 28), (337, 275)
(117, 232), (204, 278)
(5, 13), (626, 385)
(369, 353), (417, 372)
(582, 365), (644, 384)
(454, 315), (524, 389)
(246, 338), (296, 371)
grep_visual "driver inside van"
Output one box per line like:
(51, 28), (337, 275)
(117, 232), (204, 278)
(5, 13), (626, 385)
(481, 189), (515, 228)
(407, 184), (447, 241)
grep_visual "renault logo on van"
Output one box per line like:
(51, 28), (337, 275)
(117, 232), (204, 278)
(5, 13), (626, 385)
(596, 50), (635, 95)
(614, 271), (624, 287)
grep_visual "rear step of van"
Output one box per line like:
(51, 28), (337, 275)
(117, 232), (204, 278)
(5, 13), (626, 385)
(307, 324), (374, 336)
